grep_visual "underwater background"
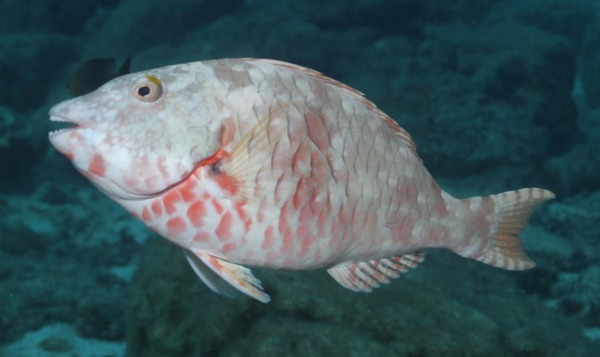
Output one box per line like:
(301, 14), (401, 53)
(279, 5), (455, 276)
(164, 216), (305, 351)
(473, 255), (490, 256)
(1, 0), (599, 356)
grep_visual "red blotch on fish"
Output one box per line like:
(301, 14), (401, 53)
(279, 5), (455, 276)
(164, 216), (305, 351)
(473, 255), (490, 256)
(215, 211), (233, 242)
(88, 154), (106, 177)
(163, 190), (182, 215)
(179, 177), (197, 202)
(141, 206), (152, 222)
(300, 235), (313, 257)
(262, 226), (275, 250)
(281, 231), (294, 254)
(187, 201), (206, 228)
(151, 200), (163, 217)
(212, 199), (224, 215)
(222, 242), (237, 254)
(167, 216), (187, 236)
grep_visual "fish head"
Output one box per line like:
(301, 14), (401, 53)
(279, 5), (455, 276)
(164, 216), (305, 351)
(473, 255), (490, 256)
(49, 65), (223, 200)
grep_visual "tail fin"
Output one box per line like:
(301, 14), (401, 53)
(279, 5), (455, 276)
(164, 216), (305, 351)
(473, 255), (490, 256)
(476, 188), (555, 270)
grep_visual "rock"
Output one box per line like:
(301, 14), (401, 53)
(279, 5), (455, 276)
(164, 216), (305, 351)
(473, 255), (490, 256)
(125, 239), (597, 356)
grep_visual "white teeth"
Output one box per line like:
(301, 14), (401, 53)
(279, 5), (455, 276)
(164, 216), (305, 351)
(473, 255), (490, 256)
(49, 128), (70, 136)
(50, 115), (69, 123)
(48, 115), (78, 137)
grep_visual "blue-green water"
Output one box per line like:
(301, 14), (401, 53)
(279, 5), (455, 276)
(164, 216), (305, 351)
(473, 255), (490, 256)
(1, 1), (599, 356)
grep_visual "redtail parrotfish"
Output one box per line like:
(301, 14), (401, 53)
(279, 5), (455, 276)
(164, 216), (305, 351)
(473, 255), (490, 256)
(49, 58), (554, 302)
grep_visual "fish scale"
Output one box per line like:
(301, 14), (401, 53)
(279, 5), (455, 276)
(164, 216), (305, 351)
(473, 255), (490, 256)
(49, 58), (555, 303)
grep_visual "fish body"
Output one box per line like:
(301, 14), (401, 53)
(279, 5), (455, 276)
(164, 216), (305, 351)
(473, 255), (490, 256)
(49, 58), (554, 302)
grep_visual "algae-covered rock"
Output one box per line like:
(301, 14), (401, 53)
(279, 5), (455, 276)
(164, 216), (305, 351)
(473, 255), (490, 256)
(0, 183), (146, 345)
(126, 239), (596, 356)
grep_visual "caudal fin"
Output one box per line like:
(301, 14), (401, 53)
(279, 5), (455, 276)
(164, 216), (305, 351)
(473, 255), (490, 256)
(476, 188), (555, 270)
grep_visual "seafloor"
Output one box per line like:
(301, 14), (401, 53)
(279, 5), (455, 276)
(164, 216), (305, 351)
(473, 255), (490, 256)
(1, 1), (599, 356)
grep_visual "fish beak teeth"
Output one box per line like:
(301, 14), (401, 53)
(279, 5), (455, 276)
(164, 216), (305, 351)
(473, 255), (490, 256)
(49, 115), (80, 136)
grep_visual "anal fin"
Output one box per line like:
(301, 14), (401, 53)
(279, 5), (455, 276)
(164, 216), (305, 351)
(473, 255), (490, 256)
(185, 249), (270, 303)
(327, 253), (425, 292)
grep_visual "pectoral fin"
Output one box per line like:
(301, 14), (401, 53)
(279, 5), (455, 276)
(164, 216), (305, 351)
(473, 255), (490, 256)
(185, 249), (270, 303)
(220, 104), (293, 201)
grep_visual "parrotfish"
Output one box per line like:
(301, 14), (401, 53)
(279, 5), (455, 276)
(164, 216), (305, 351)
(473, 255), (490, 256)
(49, 58), (554, 302)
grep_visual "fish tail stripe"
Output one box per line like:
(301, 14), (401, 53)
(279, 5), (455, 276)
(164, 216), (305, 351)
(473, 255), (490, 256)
(327, 253), (425, 292)
(476, 188), (555, 270)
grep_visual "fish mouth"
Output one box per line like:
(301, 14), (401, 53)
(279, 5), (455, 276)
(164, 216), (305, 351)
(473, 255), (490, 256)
(48, 110), (81, 137)
(49, 114), (81, 136)
(48, 100), (83, 137)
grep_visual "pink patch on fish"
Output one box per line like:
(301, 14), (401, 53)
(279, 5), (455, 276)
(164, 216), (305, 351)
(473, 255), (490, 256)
(262, 226), (275, 250)
(187, 201), (206, 228)
(163, 190), (182, 215)
(88, 154), (106, 177)
(151, 200), (163, 217)
(194, 231), (211, 243)
(215, 211), (233, 242)
(167, 216), (187, 236)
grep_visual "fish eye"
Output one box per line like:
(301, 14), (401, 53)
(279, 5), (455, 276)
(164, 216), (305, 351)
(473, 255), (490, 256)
(133, 75), (162, 102)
